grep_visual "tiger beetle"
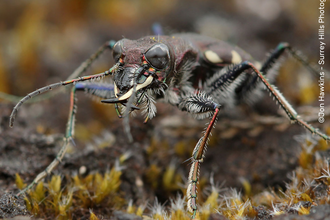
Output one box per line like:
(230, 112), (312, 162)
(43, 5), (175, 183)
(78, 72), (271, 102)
(9, 32), (330, 218)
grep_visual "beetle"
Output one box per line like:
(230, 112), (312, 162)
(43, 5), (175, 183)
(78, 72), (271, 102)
(9, 33), (330, 218)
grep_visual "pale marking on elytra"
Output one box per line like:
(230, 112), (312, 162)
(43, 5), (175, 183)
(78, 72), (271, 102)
(204, 50), (223, 63)
(231, 50), (242, 64)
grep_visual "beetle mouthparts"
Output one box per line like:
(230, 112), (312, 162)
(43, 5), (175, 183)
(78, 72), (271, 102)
(101, 97), (123, 104)
(101, 98), (140, 110)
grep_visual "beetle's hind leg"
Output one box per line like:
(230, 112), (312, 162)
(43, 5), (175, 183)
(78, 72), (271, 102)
(206, 60), (329, 141)
(240, 61), (330, 141)
(189, 60), (329, 217)
(235, 42), (322, 104)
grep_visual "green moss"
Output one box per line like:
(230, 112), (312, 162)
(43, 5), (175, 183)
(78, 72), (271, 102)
(15, 131), (330, 219)
(17, 166), (124, 219)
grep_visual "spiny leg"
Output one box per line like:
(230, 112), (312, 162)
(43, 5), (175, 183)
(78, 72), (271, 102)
(205, 60), (329, 141)
(187, 61), (329, 217)
(188, 108), (220, 218)
(17, 86), (78, 196)
(10, 63), (119, 127)
(240, 61), (330, 141)
(235, 42), (320, 101)
(178, 93), (221, 217)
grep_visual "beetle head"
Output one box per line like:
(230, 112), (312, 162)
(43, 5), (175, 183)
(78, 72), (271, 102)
(103, 38), (171, 105)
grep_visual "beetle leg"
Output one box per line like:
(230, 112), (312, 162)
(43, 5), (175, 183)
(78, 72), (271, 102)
(240, 61), (330, 141)
(235, 42), (320, 102)
(188, 108), (220, 218)
(183, 59), (329, 217)
(12, 65), (120, 196)
(178, 93), (221, 217)
(17, 86), (78, 196)
(204, 59), (329, 141)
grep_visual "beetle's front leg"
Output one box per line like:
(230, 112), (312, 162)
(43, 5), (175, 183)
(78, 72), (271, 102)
(178, 93), (221, 217)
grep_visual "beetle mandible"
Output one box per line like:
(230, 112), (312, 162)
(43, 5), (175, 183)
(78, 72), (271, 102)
(9, 33), (330, 217)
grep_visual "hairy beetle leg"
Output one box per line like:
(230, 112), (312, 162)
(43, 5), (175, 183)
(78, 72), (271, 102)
(177, 93), (221, 217)
(187, 107), (220, 217)
(240, 61), (330, 142)
(185, 57), (328, 217)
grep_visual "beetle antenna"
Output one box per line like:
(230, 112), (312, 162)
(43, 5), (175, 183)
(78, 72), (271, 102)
(9, 63), (120, 127)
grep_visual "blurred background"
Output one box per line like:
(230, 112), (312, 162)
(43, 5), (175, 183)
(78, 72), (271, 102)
(0, 0), (329, 217)
(0, 0), (329, 135)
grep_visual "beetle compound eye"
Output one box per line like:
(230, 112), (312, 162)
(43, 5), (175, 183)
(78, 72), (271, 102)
(145, 44), (169, 69)
(112, 41), (123, 62)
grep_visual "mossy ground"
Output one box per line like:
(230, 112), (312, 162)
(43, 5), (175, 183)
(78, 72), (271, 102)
(1, 99), (330, 219)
